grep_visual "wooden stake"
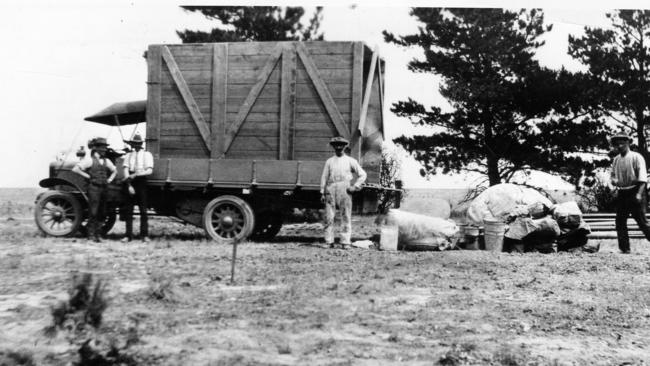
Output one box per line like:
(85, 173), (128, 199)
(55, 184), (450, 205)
(230, 239), (239, 284)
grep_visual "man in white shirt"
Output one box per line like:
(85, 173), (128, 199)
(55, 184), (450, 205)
(320, 136), (367, 248)
(610, 132), (650, 253)
(121, 133), (154, 242)
(72, 137), (116, 242)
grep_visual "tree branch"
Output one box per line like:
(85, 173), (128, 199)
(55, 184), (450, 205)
(605, 110), (635, 129)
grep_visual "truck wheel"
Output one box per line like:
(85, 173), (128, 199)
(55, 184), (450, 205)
(203, 195), (255, 244)
(250, 210), (283, 241)
(34, 191), (83, 237)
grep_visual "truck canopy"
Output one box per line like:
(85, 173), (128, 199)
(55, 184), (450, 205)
(84, 100), (146, 126)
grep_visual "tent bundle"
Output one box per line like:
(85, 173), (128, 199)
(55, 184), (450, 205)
(466, 184), (599, 253)
(376, 210), (460, 251)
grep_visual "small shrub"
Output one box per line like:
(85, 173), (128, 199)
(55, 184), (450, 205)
(577, 177), (616, 212)
(494, 347), (530, 366)
(46, 272), (109, 336)
(77, 338), (139, 366)
(0, 349), (35, 366)
(43, 273), (143, 366)
(437, 343), (479, 366)
(147, 272), (178, 302)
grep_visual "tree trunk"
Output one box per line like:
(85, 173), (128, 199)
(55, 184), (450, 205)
(483, 119), (500, 186)
(487, 155), (500, 186)
(636, 109), (648, 162)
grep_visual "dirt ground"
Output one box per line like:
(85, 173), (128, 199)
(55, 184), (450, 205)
(2, 212), (650, 365)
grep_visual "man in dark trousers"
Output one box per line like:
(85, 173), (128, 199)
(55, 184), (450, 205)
(72, 137), (117, 242)
(610, 132), (650, 253)
(121, 133), (154, 242)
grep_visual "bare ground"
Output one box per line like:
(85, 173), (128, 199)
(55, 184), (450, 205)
(1, 216), (650, 365)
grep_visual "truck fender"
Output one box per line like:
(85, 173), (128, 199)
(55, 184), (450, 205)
(38, 177), (88, 203)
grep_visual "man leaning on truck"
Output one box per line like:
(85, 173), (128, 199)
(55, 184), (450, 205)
(320, 137), (367, 249)
(72, 137), (116, 243)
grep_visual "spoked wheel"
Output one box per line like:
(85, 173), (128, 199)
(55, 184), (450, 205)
(34, 191), (83, 237)
(203, 195), (255, 244)
(250, 210), (284, 241)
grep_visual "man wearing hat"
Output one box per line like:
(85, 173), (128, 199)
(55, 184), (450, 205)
(610, 132), (650, 253)
(72, 137), (117, 243)
(320, 136), (367, 248)
(121, 133), (154, 242)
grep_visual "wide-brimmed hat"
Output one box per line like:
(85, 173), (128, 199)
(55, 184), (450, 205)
(125, 133), (144, 145)
(329, 136), (349, 147)
(610, 132), (632, 143)
(90, 137), (109, 147)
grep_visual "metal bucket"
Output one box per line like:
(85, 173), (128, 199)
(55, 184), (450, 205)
(483, 220), (506, 252)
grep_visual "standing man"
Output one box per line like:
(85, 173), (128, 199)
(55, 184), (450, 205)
(610, 132), (650, 253)
(72, 137), (116, 243)
(121, 133), (154, 242)
(320, 136), (367, 248)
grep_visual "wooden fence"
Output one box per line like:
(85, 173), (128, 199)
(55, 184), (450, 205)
(584, 213), (648, 238)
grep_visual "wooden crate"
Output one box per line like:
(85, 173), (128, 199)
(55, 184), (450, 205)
(146, 41), (385, 189)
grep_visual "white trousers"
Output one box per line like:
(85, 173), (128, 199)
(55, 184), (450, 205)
(324, 181), (352, 244)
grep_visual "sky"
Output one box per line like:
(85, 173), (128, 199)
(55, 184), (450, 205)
(0, 0), (643, 188)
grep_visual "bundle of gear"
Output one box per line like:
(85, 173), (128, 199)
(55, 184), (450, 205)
(467, 184), (599, 253)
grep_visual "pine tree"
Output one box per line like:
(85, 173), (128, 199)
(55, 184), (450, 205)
(384, 8), (610, 186)
(569, 10), (650, 161)
(177, 6), (324, 43)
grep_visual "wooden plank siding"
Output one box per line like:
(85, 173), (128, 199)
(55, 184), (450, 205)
(146, 45), (162, 157)
(223, 45), (283, 154)
(211, 43), (228, 158)
(161, 46), (212, 151)
(280, 45), (297, 160)
(147, 41), (384, 189)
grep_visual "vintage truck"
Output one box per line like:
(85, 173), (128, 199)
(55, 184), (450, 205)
(35, 41), (390, 243)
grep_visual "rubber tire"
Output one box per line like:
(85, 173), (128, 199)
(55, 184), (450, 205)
(250, 211), (283, 241)
(203, 195), (255, 244)
(34, 191), (83, 237)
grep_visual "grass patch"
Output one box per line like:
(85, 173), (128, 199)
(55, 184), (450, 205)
(147, 271), (180, 302)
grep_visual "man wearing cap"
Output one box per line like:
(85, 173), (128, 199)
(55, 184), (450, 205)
(72, 137), (117, 243)
(320, 136), (367, 248)
(121, 133), (154, 242)
(610, 132), (650, 253)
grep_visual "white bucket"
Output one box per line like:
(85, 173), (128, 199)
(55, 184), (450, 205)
(380, 225), (399, 251)
(484, 220), (506, 252)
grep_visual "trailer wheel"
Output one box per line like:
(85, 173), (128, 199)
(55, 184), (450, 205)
(203, 195), (255, 243)
(250, 210), (283, 241)
(34, 191), (83, 237)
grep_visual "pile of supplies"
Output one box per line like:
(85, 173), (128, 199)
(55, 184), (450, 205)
(465, 183), (598, 253)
